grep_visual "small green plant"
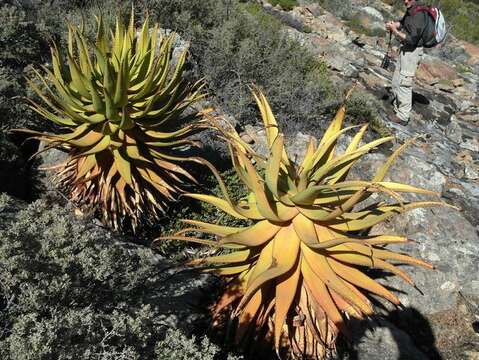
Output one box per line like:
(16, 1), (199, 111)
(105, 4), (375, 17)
(240, 2), (283, 29)
(455, 63), (472, 74)
(346, 90), (391, 138)
(269, 0), (298, 11)
(315, 0), (354, 20)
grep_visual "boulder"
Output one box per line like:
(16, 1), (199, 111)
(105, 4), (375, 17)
(345, 141), (479, 314)
(285, 131), (316, 164)
(354, 6), (386, 32)
(364, 194), (478, 311)
(463, 42), (479, 65)
(417, 57), (459, 84)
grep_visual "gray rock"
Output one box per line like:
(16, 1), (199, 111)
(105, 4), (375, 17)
(360, 6), (385, 22)
(464, 163), (479, 180)
(445, 115), (463, 143)
(37, 141), (68, 192)
(286, 131), (317, 164)
(370, 206), (479, 314)
(461, 137), (479, 153)
(38, 142), (68, 168)
(354, 6), (386, 32)
(144, 28), (199, 80)
(346, 319), (428, 360)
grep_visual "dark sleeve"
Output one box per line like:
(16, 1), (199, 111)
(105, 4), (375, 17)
(398, 13), (406, 29)
(402, 13), (426, 46)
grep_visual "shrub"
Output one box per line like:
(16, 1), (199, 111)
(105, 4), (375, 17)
(0, 4), (44, 66)
(0, 194), (159, 359)
(155, 329), (242, 360)
(315, 0), (354, 20)
(346, 90), (391, 138)
(139, 0), (337, 137)
(269, 0), (298, 11)
(197, 2), (336, 136)
(0, 4), (46, 132)
(0, 193), (237, 359)
(439, 0), (479, 44)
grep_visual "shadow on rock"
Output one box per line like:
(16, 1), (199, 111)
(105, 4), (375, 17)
(337, 307), (440, 360)
(412, 91), (430, 106)
(387, 307), (442, 360)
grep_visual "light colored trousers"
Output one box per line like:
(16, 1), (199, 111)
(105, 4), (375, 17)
(391, 46), (423, 122)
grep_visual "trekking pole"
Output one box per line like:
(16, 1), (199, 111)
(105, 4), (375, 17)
(381, 31), (393, 70)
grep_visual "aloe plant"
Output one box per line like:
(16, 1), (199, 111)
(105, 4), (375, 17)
(160, 88), (451, 358)
(20, 11), (208, 231)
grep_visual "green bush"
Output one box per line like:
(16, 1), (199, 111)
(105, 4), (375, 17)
(346, 90), (391, 138)
(0, 4), (46, 132)
(197, 2), (335, 136)
(137, 0), (336, 136)
(269, 0), (298, 11)
(0, 194), (236, 359)
(34, 0), (130, 45)
(439, 0), (479, 44)
(315, 0), (354, 20)
(155, 329), (242, 360)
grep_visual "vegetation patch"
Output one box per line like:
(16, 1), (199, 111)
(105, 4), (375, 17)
(269, 0), (298, 11)
(0, 193), (240, 359)
(346, 90), (392, 138)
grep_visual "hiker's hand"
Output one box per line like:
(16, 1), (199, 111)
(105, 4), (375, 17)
(385, 21), (400, 31)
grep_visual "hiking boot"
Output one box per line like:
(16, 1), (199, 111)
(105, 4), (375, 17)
(389, 113), (409, 125)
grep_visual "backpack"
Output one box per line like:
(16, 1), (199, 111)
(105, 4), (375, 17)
(412, 5), (447, 47)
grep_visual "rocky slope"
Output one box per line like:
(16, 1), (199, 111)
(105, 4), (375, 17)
(1, 1), (477, 358)
(241, 1), (479, 358)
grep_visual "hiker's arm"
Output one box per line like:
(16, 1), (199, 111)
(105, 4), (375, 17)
(392, 27), (407, 42)
(388, 22), (407, 42)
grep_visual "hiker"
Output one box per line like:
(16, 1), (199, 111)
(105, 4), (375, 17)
(385, 0), (435, 125)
